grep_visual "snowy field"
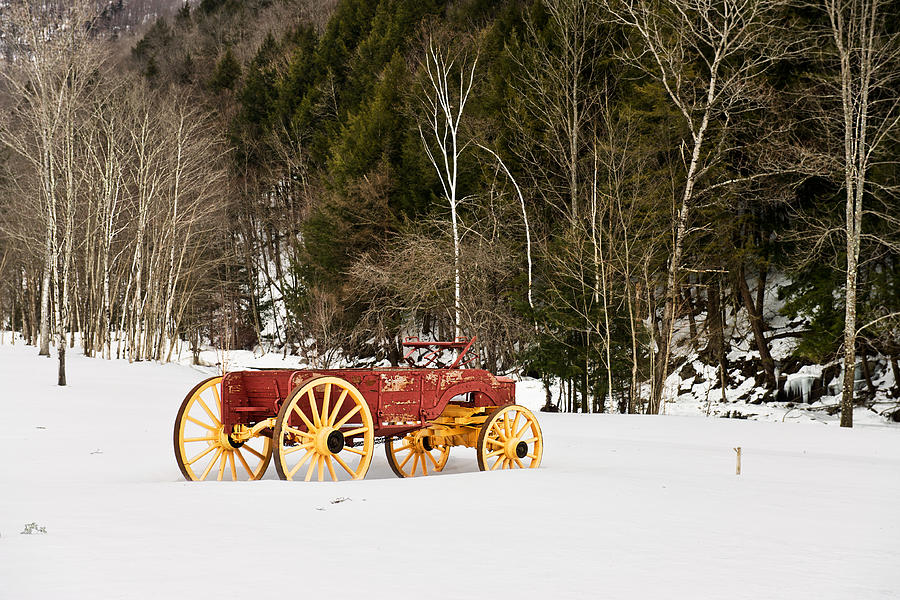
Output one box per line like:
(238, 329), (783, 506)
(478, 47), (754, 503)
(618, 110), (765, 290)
(1, 342), (899, 599)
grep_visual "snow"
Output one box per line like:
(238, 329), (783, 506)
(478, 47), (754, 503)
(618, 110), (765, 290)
(1, 342), (899, 599)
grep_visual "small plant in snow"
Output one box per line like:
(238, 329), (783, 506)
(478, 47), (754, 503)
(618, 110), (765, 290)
(21, 523), (47, 535)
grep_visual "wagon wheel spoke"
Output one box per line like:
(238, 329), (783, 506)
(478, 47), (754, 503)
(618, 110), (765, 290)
(398, 449), (415, 470)
(317, 453), (326, 482)
(342, 426), (368, 437)
(307, 389), (321, 428)
(196, 397), (221, 427)
(186, 444), (217, 466)
(516, 421), (532, 439)
(288, 449), (314, 479)
(284, 425), (313, 439)
(243, 445), (266, 460)
(304, 455), (319, 482)
(199, 448), (222, 480)
(321, 383), (332, 426)
(395, 448), (414, 466)
(328, 389), (349, 427)
(212, 384), (222, 414)
(333, 453), (355, 477)
(284, 442), (314, 455)
(334, 405), (362, 429)
(235, 448), (254, 477)
(184, 436), (217, 443)
(325, 456), (338, 481)
(186, 416), (216, 430)
(228, 451), (238, 481)
(216, 450), (228, 481)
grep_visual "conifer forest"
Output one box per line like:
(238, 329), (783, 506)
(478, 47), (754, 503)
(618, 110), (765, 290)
(0, 0), (898, 426)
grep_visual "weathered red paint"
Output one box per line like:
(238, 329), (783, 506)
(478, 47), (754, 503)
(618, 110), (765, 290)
(221, 337), (514, 442)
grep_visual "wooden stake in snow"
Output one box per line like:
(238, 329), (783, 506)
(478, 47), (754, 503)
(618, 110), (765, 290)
(734, 447), (742, 475)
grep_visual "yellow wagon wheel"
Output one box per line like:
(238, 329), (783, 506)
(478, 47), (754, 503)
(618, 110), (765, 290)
(272, 376), (375, 481)
(476, 405), (543, 471)
(174, 376), (272, 481)
(385, 433), (450, 478)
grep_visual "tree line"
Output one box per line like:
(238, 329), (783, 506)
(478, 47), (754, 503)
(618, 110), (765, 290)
(0, 0), (897, 427)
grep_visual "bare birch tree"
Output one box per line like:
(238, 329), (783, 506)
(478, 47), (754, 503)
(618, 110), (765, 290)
(418, 38), (477, 339)
(0, 0), (104, 383)
(821, 0), (900, 427)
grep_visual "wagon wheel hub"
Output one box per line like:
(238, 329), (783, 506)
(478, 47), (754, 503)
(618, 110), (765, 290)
(412, 434), (433, 453)
(326, 430), (345, 454)
(314, 426), (345, 455)
(503, 438), (516, 458)
(515, 441), (528, 458)
(215, 426), (233, 449)
(504, 437), (528, 460)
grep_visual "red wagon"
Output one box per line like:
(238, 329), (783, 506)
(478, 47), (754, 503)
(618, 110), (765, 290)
(173, 337), (543, 481)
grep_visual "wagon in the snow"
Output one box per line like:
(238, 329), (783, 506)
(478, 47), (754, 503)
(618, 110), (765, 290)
(173, 337), (543, 482)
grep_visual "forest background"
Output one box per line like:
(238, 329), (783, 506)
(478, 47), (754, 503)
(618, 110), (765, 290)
(0, 0), (898, 427)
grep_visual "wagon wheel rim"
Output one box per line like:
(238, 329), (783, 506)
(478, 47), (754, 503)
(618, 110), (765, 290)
(476, 405), (543, 471)
(273, 376), (375, 481)
(174, 376), (272, 481)
(385, 434), (450, 478)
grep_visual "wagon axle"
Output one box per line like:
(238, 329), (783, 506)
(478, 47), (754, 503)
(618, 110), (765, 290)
(325, 430), (345, 454)
(516, 441), (528, 459)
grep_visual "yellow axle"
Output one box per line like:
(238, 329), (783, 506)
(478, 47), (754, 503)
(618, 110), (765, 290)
(419, 405), (493, 448)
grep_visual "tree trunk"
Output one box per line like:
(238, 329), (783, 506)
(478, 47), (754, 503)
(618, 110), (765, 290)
(39, 257), (51, 356)
(583, 346), (590, 413)
(58, 339), (66, 386)
(756, 265), (767, 318)
(840, 176), (862, 428)
(737, 263), (776, 389)
(704, 273), (726, 366)
(890, 355), (900, 398)
(681, 285), (698, 350)
(859, 345), (876, 399)
(627, 281), (640, 414)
